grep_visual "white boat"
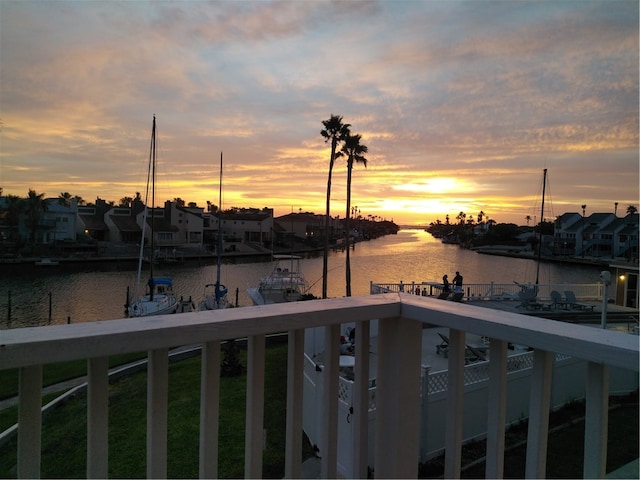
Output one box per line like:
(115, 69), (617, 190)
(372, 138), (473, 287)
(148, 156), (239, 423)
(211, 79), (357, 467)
(247, 254), (309, 305)
(198, 152), (231, 311)
(35, 258), (59, 266)
(127, 116), (179, 317)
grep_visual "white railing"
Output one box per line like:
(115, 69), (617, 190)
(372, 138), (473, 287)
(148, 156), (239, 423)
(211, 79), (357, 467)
(371, 281), (603, 300)
(1, 293), (637, 479)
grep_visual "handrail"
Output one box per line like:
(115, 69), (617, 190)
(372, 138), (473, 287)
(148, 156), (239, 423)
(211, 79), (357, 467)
(371, 281), (604, 300)
(1, 293), (637, 479)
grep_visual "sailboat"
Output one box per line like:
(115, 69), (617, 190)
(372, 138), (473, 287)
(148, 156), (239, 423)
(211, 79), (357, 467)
(127, 116), (179, 317)
(515, 168), (548, 307)
(198, 152), (230, 310)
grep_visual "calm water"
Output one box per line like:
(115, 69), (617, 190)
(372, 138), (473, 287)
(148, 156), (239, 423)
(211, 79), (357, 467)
(0, 230), (604, 328)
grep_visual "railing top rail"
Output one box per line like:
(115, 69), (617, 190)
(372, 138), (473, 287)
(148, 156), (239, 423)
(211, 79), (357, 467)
(2, 293), (637, 372)
(0, 295), (401, 369)
(399, 293), (639, 371)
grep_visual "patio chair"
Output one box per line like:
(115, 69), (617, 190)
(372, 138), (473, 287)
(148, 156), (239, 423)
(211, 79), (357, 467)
(549, 290), (567, 309)
(564, 290), (595, 311)
(465, 344), (487, 363)
(516, 288), (540, 309)
(436, 332), (449, 357)
(451, 292), (464, 302)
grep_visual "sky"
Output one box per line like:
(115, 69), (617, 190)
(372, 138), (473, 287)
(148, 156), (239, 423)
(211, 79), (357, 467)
(1, 0), (638, 226)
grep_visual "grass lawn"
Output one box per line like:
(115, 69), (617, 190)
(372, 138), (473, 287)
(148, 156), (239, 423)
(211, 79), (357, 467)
(0, 342), (312, 478)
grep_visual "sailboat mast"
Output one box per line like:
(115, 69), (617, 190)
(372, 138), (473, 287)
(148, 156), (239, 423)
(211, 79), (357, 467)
(150, 116), (157, 282)
(216, 152), (223, 294)
(535, 168), (547, 285)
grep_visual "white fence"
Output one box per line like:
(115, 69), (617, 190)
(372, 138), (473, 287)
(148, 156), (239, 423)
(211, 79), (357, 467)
(303, 347), (638, 478)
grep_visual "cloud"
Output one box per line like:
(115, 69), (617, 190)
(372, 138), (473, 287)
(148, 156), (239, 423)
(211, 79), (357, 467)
(1, 0), (637, 225)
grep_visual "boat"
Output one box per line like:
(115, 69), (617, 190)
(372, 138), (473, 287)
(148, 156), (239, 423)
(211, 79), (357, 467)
(198, 152), (231, 311)
(35, 258), (59, 266)
(515, 168), (548, 307)
(127, 116), (179, 317)
(247, 254), (309, 305)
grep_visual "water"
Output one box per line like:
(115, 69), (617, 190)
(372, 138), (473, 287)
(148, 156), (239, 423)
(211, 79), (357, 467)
(0, 230), (604, 328)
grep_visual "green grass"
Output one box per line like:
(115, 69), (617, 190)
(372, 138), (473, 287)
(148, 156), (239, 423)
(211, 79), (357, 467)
(419, 393), (639, 479)
(0, 352), (147, 400)
(0, 342), (311, 479)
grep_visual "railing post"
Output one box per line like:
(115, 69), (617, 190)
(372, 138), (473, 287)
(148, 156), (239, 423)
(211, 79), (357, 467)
(525, 349), (554, 479)
(199, 340), (221, 479)
(285, 329), (304, 479)
(486, 339), (508, 478)
(583, 362), (609, 479)
(245, 334), (265, 478)
(444, 329), (465, 479)
(147, 348), (168, 479)
(374, 317), (422, 479)
(18, 365), (42, 479)
(419, 363), (431, 462)
(353, 320), (371, 479)
(87, 356), (109, 479)
(320, 324), (340, 478)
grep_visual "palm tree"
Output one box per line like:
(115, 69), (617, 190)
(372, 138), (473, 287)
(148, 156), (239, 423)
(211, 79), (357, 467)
(58, 192), (72, 206)
(119, 196), (134, 207)
(24, 189), (48, 244)
(341, 133), (368, 297)
(3, 194), (23, 242)
(320, 114), (351, 298)
(627, 205), (638, 215)
(525, 215), (532, 226)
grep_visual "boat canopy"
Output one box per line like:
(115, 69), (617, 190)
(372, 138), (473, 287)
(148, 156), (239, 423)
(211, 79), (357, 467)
(151, 277), (173, 287)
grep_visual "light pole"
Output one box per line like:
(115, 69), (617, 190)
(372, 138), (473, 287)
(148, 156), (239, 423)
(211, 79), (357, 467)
(581, 204), (587, 258)
(600, 271), (611, 329)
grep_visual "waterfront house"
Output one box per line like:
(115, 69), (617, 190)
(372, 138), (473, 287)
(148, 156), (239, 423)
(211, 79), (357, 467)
(554, 212), (639, 259)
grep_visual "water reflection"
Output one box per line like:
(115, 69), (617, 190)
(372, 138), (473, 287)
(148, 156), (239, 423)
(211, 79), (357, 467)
(0, 230), (604, 328)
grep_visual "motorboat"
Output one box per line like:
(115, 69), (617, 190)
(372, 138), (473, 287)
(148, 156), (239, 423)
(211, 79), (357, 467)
(247, 254), (309, 305)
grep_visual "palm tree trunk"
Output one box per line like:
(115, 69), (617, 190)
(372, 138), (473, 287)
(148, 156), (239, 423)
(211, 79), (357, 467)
(322, 138), (337, 299)
(345, 160), (353, 297)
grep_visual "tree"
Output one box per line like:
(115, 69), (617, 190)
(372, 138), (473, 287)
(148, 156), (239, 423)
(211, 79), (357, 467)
(627, 205), (638, 215)
(3, 194), (23, 242)
(341, 133), (368, 297)
(525, 215), (532, 226)
(24, 189), (48, 244)
(320, 114), (350, 299)
(119, 196), (134, 207)
(456, 211), (466, 225)
(58, 192), (72, 206)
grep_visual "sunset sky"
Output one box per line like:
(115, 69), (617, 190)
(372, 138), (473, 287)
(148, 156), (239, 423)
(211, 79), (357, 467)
(1, 0), (638, 226)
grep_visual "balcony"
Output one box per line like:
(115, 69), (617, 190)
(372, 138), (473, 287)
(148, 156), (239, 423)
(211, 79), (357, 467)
(1, 293), (638, 478)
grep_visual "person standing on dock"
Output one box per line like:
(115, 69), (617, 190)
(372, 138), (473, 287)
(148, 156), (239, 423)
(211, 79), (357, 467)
(453, 271), (463, 293)
(442, 274), (451, 293)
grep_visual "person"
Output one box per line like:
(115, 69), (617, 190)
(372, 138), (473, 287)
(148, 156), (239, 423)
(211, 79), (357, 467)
(415, 286), (421, 295)
(453, 271), (463, 293)
(442, 274), (450, 293)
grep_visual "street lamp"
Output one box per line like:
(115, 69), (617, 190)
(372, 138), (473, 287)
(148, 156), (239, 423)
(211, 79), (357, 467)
(581, 204), (587, 258)
(600, 271), (611, 329)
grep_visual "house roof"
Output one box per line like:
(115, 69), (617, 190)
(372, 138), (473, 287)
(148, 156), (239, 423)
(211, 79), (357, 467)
(110, 215), (141, 232)
(146, 217), (179, 233)
(78, 215), (108, 231)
